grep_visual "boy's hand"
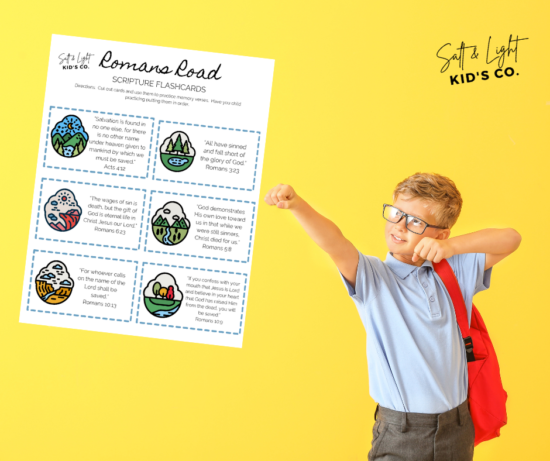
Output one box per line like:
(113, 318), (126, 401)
(412, 237), (454, 263)
(264, 184), (300, 210)
(264, 182), (359, 288)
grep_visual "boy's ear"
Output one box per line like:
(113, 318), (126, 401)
(436, 229), (451, 240)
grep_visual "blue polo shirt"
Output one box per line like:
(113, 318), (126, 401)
(340, 251), (492, 414)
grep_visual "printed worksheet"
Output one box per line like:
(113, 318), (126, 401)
(19, 35), (274, 348)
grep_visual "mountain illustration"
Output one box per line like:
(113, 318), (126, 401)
(173, 219), (188, 229)
(153, 216), (170, 227)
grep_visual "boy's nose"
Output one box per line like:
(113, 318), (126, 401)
(394, 218), (407, 232)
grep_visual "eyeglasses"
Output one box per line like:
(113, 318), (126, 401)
(382, 204), (447, 235)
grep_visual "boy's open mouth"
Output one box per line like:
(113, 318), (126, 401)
(391, 233), (407, 243)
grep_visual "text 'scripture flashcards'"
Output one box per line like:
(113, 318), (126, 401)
(20, 35), (274, 348)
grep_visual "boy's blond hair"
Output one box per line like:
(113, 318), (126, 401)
(393, 173), (463, 229)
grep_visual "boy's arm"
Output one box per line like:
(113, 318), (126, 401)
(412, 228), (522, 270)
(264, 184), (359, 288)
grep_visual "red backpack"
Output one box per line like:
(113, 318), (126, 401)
(433, 259), (507, 446)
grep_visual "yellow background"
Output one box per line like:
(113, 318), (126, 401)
(1, 1), (548, 460)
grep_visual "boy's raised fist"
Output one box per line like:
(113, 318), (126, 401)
(264, 184), (300, 210)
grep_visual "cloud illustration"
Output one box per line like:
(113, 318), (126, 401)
(37, 260), (74, 291)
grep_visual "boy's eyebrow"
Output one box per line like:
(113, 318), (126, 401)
(394, 205), (429, 222)
(412, 211), (430, 221)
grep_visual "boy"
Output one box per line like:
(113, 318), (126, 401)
(264, 173), (521, 461)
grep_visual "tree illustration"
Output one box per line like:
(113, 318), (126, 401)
(167, 139), (174, 152)
(173, 135), (184, 152)
(78, 140), (84, 153)
(167, 286), (174, 300)
(183, 141), (189, 155)
(159, 287), (168, 298)
(153, 282), (161, 297)
(57, 145), (64, 155)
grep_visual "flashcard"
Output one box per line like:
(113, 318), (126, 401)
(20, 35), (274, 348)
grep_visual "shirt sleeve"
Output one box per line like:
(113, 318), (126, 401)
(339, 251), (382, 306)
(446, 253), (492, 326)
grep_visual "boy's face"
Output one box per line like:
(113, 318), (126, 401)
(384, 195), (450, 266)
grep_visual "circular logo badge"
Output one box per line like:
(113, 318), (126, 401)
(151, 201), (190, 246)
(143, 273), (182, 318)
(44, 189), (82, 232)
(35, 260), (74, 305)
(159, 131), (195, 172)
(51, 115), (89, 158)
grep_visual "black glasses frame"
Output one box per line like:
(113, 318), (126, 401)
(382, 204), (447, 235)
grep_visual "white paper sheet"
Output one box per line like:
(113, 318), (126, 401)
(19, 35), (274, 348)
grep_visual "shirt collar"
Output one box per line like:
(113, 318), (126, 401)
(385, 252), (434, 279)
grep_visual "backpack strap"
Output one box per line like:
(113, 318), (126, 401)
(433, 259), (476, 362)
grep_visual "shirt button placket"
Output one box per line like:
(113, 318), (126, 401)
(418, 270), (434, 315)
(426, 268), (441, 317)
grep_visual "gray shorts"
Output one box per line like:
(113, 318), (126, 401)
(369, 399), (475, 461)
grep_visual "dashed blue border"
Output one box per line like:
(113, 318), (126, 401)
(145, 190), (256, 263)
(137, 261), (247, 335)
(44, 106), (154, 179)
(152, 120), (261, 191)
(37, 178), (147, 251)
(27, 250), (138, 323)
